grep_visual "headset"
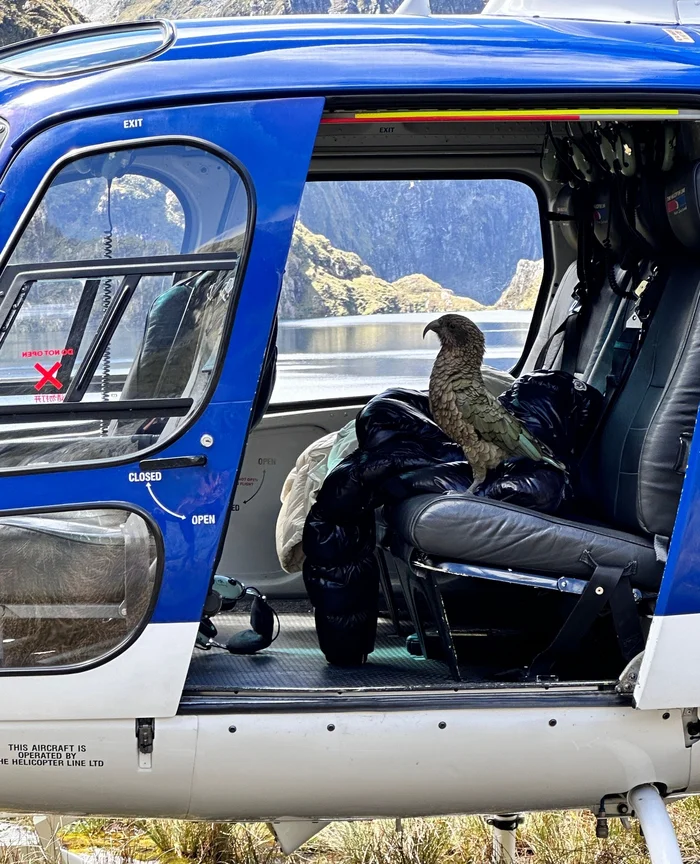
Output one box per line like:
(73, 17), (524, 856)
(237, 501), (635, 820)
(197, 576), (280, 655)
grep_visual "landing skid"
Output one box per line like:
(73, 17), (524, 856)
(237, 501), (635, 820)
(629, 785), (682, 864)
(487, 786), (681, 864)
(488, 814), (522, 864)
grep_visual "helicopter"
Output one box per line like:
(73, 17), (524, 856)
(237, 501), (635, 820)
(0, 1), (699, 862)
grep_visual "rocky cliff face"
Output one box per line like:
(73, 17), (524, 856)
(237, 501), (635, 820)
(0, 0), (85, 47)
(281, 223), (484, 319)
(299, 179), (542, 306)
(495, 259), (545, 311)
(1, 0), (542, 322)
(73, 0), (484, 20)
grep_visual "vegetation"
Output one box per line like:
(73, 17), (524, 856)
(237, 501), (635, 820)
(0, 0), (84, 47)
(280, 223), (486, 320)
(72, 0), (485, 23)
(48, 800), (700, 864)
(0, 850), (44, 864)
(279, 223), (542, 320)
(494, 259), (544, 311)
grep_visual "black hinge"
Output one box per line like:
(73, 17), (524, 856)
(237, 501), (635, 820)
(135, 718), (155, 754)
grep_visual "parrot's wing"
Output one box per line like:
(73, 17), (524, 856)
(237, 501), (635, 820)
(457, 388), (566, 469)
(452, 386), (524, 454)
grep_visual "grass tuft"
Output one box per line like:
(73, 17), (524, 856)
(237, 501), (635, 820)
(49, 801), (700, 864)
(144, 821), (280, 864)
(0, 849), (45, 864)
(316, 818), (454, 864)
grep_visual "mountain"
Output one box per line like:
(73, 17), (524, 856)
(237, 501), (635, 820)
(281, 223), (543, 319)
(72, 0), (485, 20)
(494, 259), (544, 311)
(0, 0), (85, 46)
(0, 0), (544, 322)
(299, 180), (542, 307)
(281, 223), (484, 319)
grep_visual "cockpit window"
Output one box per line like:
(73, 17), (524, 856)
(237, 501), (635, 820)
(0, 142), (250, 471)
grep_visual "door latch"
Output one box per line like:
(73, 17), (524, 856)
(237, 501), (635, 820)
(136, 718), (155, 769)
(683, 708), (700, 747)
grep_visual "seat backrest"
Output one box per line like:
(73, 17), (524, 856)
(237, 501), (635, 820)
(120, 273), (277, 435)
(522, 262), (632, 387)
(583, 164), (700, 538)
(522, 186), (633, 385)
(120, 270), (224, 403)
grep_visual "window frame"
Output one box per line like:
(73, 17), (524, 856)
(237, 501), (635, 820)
(269, 163), (552, 411)
(0, 500), (164, 678)
(0, 20), (176, 80)
(0, 135), (257, 476)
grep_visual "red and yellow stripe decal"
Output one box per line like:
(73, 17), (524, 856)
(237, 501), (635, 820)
(321, 108), (682, 124)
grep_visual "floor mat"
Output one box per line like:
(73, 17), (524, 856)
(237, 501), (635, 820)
(185, 604), (457, 692)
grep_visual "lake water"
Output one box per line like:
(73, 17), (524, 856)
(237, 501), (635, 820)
(273, 311), (533, 404)
(0, 310), (533, 406)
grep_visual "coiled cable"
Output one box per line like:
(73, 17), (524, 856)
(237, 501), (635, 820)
(100, 179), (114, 433)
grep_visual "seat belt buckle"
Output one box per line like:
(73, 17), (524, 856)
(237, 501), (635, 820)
(569, 299), (583, 315)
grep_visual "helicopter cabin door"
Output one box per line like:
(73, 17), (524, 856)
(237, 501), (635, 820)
(0, 97), (323, 722)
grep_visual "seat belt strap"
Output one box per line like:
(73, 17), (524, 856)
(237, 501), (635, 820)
(602, 264), (664, 404)
(560, 302), (584, 376)
(536, 193), (605, 374)
(608, 572), (645, 662)
(534, 298), (582, 371)
(527, 560), (634, 680)
(604, 329), (639, 402)
(654, 535), (670, 563)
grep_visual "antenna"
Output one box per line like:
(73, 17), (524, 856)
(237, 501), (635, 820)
(395, 0), (432, 16)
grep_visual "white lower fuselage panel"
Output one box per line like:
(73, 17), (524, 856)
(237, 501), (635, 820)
(0, 703), (694, 819)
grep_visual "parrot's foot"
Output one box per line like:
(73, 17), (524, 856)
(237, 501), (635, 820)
(467, 478), (485, 494)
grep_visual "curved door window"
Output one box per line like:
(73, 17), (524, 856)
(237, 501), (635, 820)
(0, 508), (157, 669)
(0, 143), (250, 470)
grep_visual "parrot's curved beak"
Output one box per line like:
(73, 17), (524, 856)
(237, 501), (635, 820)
(423, 321), (438, 339)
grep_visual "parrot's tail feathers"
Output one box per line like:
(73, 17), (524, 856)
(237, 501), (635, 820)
(542, 454), (568, 473)
(517, 428), (567, 472)
(517, 431), (545, 462)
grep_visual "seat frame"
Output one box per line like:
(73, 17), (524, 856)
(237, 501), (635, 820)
(388, 551), (651, 682)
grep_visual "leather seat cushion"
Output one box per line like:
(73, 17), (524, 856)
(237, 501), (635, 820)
(384, 493), (663, 590)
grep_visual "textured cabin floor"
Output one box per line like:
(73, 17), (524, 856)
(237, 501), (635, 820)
(184, 602), (461, 692)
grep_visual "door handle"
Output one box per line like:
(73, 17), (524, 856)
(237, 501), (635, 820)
(139, 455), (207, 470)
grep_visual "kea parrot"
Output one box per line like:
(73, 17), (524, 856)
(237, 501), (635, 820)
(423, 313), (566, 492)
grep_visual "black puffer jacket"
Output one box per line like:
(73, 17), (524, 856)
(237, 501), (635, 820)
(303, 374), (602, 666)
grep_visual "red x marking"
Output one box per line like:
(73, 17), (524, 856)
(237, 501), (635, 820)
(34, 361), (62, 391)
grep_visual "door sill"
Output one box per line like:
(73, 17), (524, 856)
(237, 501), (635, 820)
(179, 681), (627, 714)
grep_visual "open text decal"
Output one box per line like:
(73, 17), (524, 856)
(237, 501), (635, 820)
(127, 471), (216, 524)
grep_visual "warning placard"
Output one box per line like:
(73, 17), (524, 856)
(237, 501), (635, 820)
(663, 28), (695, 43)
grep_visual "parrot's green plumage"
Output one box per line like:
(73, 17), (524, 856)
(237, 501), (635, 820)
(424, 314), (565, 492)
